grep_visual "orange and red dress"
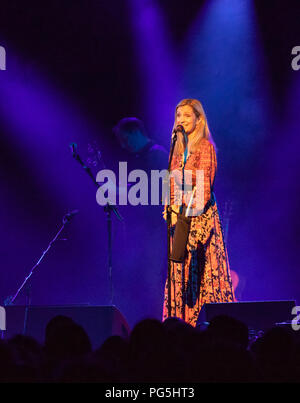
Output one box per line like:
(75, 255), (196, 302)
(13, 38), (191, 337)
(163, 138), (235, 327)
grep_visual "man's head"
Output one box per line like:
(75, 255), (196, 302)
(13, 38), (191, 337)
(114, 117), (150, 153)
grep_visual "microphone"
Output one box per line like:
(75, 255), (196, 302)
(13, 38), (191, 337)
(69, 142), (77, 157)
(63, 209), (79, 223)
(173, 125), (185, 134)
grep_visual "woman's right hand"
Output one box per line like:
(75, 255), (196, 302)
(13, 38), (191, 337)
(162, 205), (179, 226)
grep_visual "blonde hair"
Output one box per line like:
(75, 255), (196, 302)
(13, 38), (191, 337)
(172, 99), (216, 156)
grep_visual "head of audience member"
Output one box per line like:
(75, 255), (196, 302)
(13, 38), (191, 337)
(128, 318), (168, 381)
(44, 315), (92, 361)
(207, 314), (249, 350)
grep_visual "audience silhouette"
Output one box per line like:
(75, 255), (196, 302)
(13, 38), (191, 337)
(0, 314), (299, 382)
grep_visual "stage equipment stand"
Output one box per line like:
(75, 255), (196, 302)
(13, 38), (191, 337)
(3, 211), (78, 334)
(70, 143), (123, 305)
(162, 131), (178, 317)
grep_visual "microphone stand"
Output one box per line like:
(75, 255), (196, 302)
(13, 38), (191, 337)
(164, 133), (177, 317)
(4, 211), (78, 334)
(70, 145), (123, 305)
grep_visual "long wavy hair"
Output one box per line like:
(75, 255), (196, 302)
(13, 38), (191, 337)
(172, 99), (216, 156)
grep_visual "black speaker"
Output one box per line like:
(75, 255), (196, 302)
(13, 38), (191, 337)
(197, 300), (296, 331)
(3, 305), (130, 350)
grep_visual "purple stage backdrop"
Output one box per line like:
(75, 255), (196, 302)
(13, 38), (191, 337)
(0, 0), (299, 328)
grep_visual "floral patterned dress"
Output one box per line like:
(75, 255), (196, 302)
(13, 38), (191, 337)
(163, 139), (235, 327)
